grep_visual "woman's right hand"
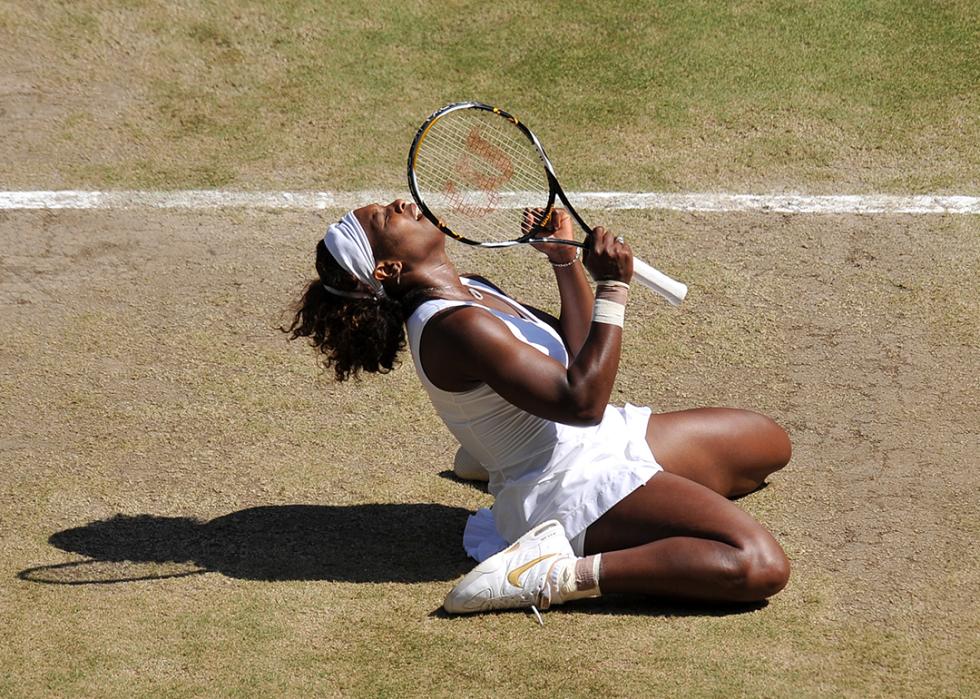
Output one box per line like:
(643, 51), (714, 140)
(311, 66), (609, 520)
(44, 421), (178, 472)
(583, 227), (633, 284)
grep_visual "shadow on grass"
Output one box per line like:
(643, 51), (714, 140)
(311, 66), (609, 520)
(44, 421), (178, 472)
(17, 503), (474, 586)
(548, 595), (768, 617)
(732, 481), (769, 500)
(430, 596), (767, 621)
(436, 469), (489, 493)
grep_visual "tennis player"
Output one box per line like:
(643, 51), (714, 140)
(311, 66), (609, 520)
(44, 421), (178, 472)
(285, 199), (791, 616)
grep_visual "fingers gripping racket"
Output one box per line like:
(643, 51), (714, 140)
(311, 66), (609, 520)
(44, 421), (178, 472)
(407, 101), (688, 305)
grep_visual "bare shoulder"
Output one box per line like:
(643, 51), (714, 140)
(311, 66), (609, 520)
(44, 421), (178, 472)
(418, 304), (514, 391)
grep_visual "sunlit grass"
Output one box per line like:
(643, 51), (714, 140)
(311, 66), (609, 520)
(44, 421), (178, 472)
(2, 1), (977, 191)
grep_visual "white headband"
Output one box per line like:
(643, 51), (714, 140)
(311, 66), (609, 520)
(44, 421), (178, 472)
(322, 210), (386, 299)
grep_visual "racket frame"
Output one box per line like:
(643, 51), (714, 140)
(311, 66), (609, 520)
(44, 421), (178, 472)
(408, 101), (568, 247)
(407, 101), (688, 305)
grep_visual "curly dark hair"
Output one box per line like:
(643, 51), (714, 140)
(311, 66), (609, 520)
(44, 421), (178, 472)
(282, 240), (407, 381)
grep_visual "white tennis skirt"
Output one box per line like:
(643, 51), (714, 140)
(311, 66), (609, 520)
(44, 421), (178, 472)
(463, 403), (663, 561)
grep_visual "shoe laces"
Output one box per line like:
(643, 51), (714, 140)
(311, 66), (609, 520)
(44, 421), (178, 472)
(528, 569), (555, 626)
(529, 605), (544, 626)
(483, 575), (553, 624)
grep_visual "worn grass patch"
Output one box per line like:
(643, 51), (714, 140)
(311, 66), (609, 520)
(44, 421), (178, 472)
(1, 209), (977, 696)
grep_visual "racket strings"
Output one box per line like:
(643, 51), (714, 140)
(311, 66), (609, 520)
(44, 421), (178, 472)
(413, 109), (551, 243)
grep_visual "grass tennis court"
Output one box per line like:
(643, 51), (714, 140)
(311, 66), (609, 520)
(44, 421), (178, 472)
(1, 1), (977, 696)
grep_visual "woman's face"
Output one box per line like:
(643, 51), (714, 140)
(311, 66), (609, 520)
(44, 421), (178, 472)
(353, 199), (444, 263)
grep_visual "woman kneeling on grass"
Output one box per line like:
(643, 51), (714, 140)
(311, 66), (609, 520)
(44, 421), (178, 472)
(285, 199), (791, 617)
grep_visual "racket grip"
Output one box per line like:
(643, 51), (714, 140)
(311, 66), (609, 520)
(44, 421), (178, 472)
(631, 257), (688, 305)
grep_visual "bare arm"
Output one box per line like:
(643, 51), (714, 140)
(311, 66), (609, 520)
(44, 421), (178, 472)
(551, 262), (594, 359)
(421, 228), (634, 426)
(529, 209), (593, 358)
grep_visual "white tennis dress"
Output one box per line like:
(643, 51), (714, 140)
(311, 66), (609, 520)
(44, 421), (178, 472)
(406, 278), (662, 561)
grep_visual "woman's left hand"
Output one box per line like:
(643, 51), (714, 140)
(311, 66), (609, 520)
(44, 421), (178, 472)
(526, 208), (578, 264)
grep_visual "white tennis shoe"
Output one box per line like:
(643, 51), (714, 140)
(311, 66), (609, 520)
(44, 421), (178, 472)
(443, 519), (574, 615)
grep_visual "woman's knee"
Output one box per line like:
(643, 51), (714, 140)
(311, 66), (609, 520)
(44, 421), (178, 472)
(709, 410), (791, 497)
(739, 410), (791, 466)
(729, 536), (791, 600)
(732, 410), (792, 484)
(763, 414), (792, 470)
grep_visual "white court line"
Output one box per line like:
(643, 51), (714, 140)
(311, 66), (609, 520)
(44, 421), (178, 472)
(1, 190), (979, 214)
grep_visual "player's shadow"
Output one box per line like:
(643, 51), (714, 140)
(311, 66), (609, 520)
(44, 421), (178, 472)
(17, 503), (473, 586)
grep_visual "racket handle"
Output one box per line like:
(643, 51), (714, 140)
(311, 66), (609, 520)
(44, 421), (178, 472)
(631, 257), (688, 305)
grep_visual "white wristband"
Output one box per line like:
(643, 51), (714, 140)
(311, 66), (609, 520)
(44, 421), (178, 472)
(592, 298), (625, 327)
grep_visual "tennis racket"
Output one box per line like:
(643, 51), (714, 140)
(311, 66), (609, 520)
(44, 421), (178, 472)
(407, 101), (688, 305)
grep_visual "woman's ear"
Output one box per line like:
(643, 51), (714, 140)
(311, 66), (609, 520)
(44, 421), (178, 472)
(373, 260), (403, 284)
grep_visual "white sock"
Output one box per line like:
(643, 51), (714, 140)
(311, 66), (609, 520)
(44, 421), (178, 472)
(549, 554), (602, 604)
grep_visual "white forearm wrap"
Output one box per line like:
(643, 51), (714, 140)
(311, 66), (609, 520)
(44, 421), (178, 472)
(592, 298), (626, 327)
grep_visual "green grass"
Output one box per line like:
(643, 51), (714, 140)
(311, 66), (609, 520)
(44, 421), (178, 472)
(1, 0), (977, 191)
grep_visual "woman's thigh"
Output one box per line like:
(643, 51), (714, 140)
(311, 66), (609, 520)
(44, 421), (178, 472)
(645, 408), (792, 497)
(583, 470), (790, 599)
(584, 470), (783, 558)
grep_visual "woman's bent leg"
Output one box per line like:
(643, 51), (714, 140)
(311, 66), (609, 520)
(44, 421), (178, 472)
(584, 471), (790, 602)
(646, 408), (792, 498)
